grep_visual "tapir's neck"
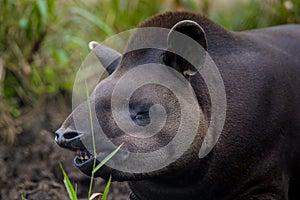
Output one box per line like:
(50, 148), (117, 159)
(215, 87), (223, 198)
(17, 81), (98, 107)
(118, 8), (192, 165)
(127, 163), (212, 200)
(128, 179), (206, 200)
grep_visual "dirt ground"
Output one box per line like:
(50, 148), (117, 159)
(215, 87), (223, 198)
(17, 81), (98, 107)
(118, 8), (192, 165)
(0, 95), (129, 200)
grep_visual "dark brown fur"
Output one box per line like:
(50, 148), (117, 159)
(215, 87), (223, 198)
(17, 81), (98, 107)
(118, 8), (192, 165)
(56, 11), (300, 200)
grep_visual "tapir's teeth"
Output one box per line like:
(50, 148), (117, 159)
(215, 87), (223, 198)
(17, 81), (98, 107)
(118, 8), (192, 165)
(75, 149), (93, 162)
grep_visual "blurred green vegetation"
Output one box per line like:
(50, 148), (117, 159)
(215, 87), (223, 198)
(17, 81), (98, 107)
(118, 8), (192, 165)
(0, 0), (299, 143)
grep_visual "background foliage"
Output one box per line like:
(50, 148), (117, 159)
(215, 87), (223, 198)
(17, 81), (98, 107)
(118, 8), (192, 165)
(0, 0), (299, 143)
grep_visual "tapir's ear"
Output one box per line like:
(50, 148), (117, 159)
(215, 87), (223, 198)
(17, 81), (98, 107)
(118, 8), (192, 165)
(88, 41), (122, 75)
(166, 20), (207, 77)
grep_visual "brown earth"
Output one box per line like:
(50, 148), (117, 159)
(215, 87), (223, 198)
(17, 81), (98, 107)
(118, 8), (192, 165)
(0, 95), (129, 200)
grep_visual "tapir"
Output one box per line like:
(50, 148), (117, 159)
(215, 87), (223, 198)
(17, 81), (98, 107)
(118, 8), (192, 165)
(55, 11), (300, 200)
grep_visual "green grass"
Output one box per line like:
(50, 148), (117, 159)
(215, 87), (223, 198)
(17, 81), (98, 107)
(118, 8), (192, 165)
(21, 193), (27, 200)
(92, 144), (123, 174)
(101, 175), (112, 200)
(85, 80), (97, 199)
(59, 162), (78, 200)
(59, 144), (122, 200)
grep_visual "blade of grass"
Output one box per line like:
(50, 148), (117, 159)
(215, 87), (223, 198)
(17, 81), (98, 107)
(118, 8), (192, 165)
(35, 0), (48, 29)
(85, 77), (122, 199)
(92, 143), (123, 174)
(101, 175), (112, 200)
(21, 193), (27, 200)
(71, 7), (115, 36)
(75, 183), (78, 195)
(85, 81), (97, 199)
(59, 162), (78, 200)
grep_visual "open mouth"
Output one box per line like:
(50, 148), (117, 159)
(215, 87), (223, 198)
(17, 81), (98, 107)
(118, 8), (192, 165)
(74, 149), (94, 166)
(73, 148), (111, 178)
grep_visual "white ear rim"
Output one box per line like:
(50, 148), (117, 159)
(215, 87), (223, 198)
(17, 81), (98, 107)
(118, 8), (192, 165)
(88, 41), (100, 50)
(168, 20), (204, 41)
(171, 20), (202, 31)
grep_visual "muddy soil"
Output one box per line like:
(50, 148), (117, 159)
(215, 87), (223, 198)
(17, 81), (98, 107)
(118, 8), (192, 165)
(0, 96), (129, 200)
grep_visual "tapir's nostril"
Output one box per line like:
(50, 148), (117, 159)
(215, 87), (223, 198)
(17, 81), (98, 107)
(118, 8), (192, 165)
(55, 128), (81, 148)
(63, 132), (79, 139)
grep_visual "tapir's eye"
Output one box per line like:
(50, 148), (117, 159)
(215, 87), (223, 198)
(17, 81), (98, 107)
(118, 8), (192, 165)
(134, 111), (150, 121)
(130, 110), (151, 127)
(129, 100), (152, 126)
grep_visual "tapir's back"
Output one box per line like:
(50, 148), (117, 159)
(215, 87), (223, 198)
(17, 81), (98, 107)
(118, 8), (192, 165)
(240, 24), (300, 60)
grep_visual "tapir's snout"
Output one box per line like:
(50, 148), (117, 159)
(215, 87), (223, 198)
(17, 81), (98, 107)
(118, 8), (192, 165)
(55, 128), (83, 150)
(55, 126), (97, 172)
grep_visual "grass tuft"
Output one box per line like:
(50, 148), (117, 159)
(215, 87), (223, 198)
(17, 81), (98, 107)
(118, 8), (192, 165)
(101, 175), (112, 200)
(59, 162), (78, 200)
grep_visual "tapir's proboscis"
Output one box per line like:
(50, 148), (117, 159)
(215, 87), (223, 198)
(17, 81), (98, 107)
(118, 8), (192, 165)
(55, 11), (300, 200)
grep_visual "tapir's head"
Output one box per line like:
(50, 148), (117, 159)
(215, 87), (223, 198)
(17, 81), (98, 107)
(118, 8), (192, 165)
(55, 14), (212, 181)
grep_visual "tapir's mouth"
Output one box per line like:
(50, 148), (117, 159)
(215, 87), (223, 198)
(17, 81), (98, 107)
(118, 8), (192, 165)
(55, 129), (116, 178)
(74, 149), (94, 167)
(73, 148), (114, 179)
